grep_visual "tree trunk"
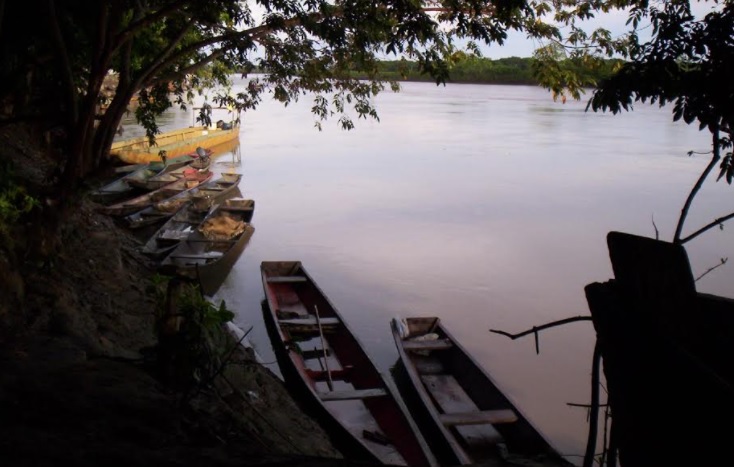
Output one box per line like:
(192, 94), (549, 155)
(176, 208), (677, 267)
(92, 86), (138, 168)
(59, 67), (109, 197)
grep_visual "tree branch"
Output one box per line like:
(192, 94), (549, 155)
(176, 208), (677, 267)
(45, 0), (77, 124)
(111, 0), (192, 54)
(489, 316), (592, 354)
(695, 257), (728, 282)
(674, 128), (721, 243)
(680, 211), (734, 244)
(132, 18), (196, 90)
(489, 316), (592, 339)
(150, 49), (226, 87)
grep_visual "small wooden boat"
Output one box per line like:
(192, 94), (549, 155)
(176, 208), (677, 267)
(159, 198), (255, 296)
(110, 125), (239, 165)
(391, 317), (573, 466)
(126, 172), (242, 230)
(138, 175), (245, 257)
(260, 261), (437, 467)
(127, 154), (210, 191)
(99, 170), (213, 217)
(89, 156), (194, 204)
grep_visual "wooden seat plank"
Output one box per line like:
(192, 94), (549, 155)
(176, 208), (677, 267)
(439, 409), (518, 426)
(267, 276), (308, 283)
(318, 388), (388, 401)
(420, 374), (504, 446)
(279, 317), (340, 326)
(402, 338), (453, 351)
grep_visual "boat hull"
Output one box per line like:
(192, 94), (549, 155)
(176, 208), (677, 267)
(391, 317), (573, 466)
(110, 126), (239, 164)
(138, 175), (245, 257)
(159, 199), (255, 296)
(260, 262), (437, 467)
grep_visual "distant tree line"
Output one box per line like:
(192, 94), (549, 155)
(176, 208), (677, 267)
(357, 55), (624, 86)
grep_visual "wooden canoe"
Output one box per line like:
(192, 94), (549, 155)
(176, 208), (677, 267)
(99, 170), (213, 217)
(127, 153), (210, 191)
(158, 198), (255, 296)
(110, 125), (239, 165)
(89, 156), (194, 204)
(260, 261), (437, 467)
(126, 172), (243, 231)
(138, 176), (245, 257)
(391, 317), (573, 466)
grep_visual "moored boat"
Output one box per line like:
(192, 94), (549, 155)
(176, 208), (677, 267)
(89, 156), (194, 204)
(99, 170), (213, 217)
(110, 125), (239, 165)
(127, 155), (210, 191)
(125, 173), (242, 229)
(260, 261), (437, 466)
(158, 198), (255, 296)
(138, 174), (245, 257)
(391, 317), (573, 466)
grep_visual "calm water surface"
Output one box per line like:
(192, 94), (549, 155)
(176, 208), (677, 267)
(120, 81), (731, 462)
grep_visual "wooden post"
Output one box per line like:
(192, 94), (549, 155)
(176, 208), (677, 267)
(314, 305), (333, 391)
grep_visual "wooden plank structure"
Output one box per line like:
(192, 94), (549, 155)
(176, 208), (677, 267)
(260, 261), (438, 467)
(391, 316), (573, 466)
(585, 231), (734, 467)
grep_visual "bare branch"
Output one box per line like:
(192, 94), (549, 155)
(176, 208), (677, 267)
(489, 316), (592, 339)
(695, 257), (728, 282)
(490, 315), (592, 354)
(652, 214), (659, 240)
(674, 128), (721, 243)
(680, 211), (734, 244)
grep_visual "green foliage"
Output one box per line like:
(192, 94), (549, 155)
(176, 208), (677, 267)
(152, 276), (235, 389)
(0, 162), (39, 242)
(588, 1), (734, 139)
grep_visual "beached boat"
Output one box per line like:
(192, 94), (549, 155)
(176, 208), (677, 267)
(391, 317), (573, 466)
(110, 125), (239, 165)
(137, 175), (245, 256)
(90, 156), (194, 204)
(159, 198), (255, 296)
(125, 174), (242, 229)
(99, 170), (213, 217)
(127, 154), (210, 191)
(260, 261), (437, 467)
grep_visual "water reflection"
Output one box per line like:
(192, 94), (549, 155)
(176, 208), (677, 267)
(120, 81), (728, 463)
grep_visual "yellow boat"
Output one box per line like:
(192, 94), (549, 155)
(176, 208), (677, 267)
(109, 125), (240, 165)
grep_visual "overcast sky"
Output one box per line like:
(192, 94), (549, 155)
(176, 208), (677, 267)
(480, 1), (723, 58)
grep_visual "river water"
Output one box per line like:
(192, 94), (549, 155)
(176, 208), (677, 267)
(119, 80), (731, 463)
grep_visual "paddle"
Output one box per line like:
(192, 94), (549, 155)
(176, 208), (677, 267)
(314, 305), (333, 391)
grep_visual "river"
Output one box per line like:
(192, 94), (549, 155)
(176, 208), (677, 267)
(119, 80), (731, 463)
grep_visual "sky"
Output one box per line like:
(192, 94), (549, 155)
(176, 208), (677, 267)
(479, 1), (723, 58)
(244, 1), (723, 60)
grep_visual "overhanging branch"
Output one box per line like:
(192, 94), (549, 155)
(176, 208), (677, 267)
(112, 0), (192, 54)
